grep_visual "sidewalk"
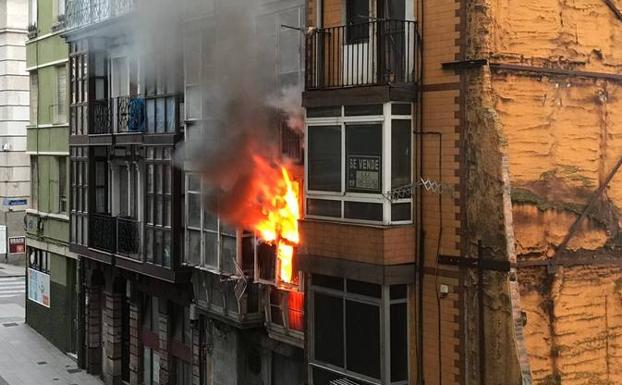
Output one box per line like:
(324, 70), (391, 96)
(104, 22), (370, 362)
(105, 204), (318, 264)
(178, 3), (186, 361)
(0, 321), (103, 385)
(0, 263), (25, 278)
(0, 264), (102, 385)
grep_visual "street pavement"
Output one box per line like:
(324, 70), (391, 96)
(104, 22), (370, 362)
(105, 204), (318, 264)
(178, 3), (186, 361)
(0, 263), (103, 385)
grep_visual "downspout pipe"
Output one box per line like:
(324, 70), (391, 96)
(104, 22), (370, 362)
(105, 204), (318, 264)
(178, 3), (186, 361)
(416, 0), (425, 384)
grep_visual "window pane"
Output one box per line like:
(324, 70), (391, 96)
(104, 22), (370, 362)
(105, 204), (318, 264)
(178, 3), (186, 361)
(390, 284), (407, 300)
(307, 106), (341, 118)
(204, 232), (218, 268)
(163, 231), (171, 267)
(312, 274), (344, 291)
(188, 174), (201, 192)
(391, 103), (412, 115)
(187, 230), (201, 266)
(391, 202), (411, 222)
(145, 228), (153, 262)
(347, 279), (381, 298)
(166, 97), (176, 132)
(391, 120), (411, 189)
(391, 303), (408, 382)
(346, 0), (370, 44)
(187, 193), (201, 228)
(344, 104), (383, 116)
(344, 201), (383, 221)
(203, 210), (218, 231)
(346, 124), (382, 193)
(346, 300), (380, 379)
(314, 293), (343, 367)
(307, 199), (341, 218)
(308, 126), (341, 192)
(221, 235), (236, 274)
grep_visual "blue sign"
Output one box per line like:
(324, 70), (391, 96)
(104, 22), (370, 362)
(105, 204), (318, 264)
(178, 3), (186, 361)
(8, 199), (27, 207)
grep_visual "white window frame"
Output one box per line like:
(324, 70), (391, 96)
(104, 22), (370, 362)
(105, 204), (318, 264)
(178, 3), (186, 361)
(109, 159), (141, 220)
(184, 173), (248, 277)
(308, 277), (409, 385)
(304, 103), (413, 225)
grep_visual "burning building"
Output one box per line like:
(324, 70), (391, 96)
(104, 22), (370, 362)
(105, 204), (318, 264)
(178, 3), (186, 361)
(46, 0), (622, 384)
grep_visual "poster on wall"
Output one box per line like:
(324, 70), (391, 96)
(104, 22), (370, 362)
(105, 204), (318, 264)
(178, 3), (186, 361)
(8, 236), (25, 254)
(28, 268), (50, 308)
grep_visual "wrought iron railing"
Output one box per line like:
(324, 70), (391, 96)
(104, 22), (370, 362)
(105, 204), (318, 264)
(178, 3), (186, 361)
(305, 19), (421, 90)
(89, 100), (111, 134)
(89, 213), (141, 259)
(117, 217), (141, 257)
(115, 96), (146, 133)
(89, 213), (116, 253)
(65, 0), (135, 30)
(85, 95), (180, 135)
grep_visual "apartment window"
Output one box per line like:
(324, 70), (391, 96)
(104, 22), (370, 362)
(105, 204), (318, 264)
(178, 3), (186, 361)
(30, 73), (38, 124)
(175, 360), (192, 385)
(70, 147), (88, 245)
(267, 288), (304, 334)
(28, 248), (49, 274)
(58, 157), (68, 214)
(145, 147), (173, 267)
(305, 104), (413, 224)
(111, 159), (140, 219)
(185, 174), (254, 275)
(54, 66), (67, 123)
(111, 57), (130, 98)
(93, 148), (109, 214)
(346, 0), (370, 44)
(310, 275), (408, 385)
(31, 157), (38, 210)
(69, 44), (89, 135)
(143, 348), (160, 385)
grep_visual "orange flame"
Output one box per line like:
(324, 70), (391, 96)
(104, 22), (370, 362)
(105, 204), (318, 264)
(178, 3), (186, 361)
(253, 158), (300, 283)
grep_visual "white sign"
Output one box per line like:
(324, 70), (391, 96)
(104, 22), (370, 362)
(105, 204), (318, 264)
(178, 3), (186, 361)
(0, 225), (6, 254)
(28, 268), (50, 308)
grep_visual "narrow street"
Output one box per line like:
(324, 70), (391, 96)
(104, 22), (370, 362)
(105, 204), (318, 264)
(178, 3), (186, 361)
(0, 264), (102, 385)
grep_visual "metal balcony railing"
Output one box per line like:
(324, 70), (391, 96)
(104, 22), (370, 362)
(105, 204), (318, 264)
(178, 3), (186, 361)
(83, 95), (180, 135)
(89, 213), (141, 259)
(305, 19), (421, 90)
(117, 217), (141, 257)
(89, 213), (116, 253)
(89, 100), (111, 134)
(65, 0), (135, 30)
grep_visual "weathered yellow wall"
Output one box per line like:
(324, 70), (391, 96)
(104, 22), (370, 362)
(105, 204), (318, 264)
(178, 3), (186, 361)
(478, 1), (622, 384)
(491, 0), (622, 71)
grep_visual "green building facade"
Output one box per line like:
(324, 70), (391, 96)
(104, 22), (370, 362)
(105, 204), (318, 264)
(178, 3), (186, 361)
(25, 0), (78, 356)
